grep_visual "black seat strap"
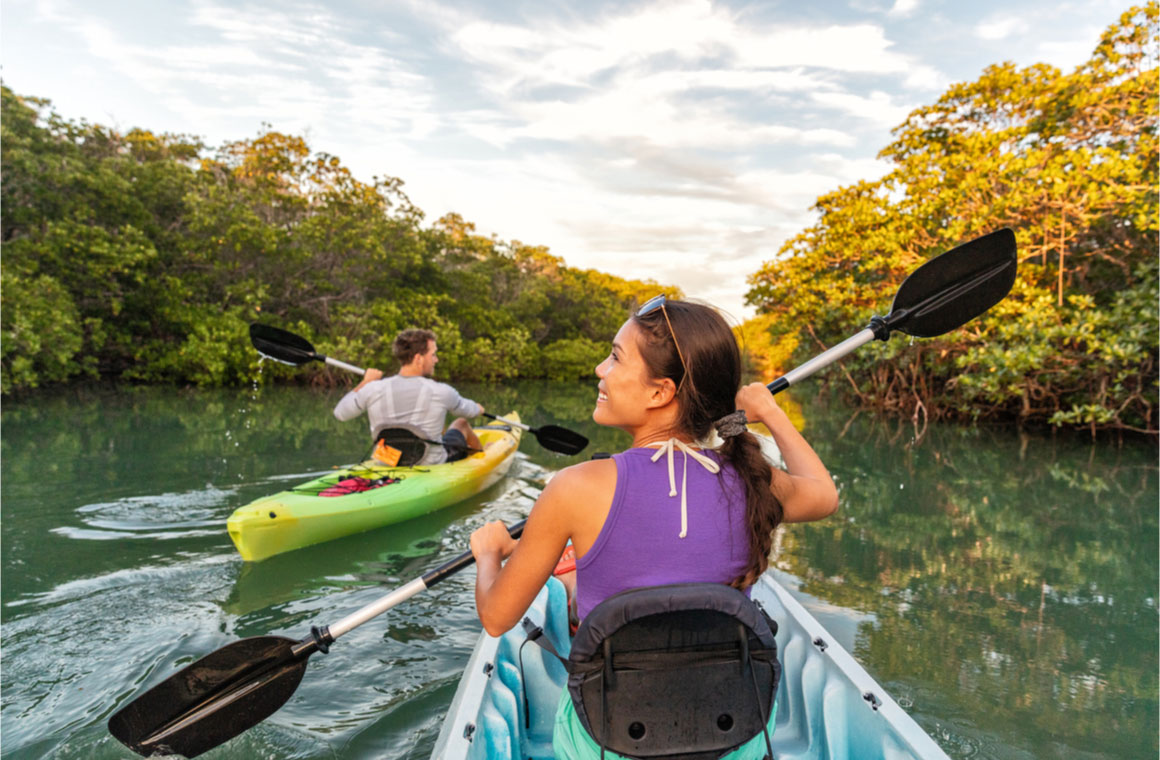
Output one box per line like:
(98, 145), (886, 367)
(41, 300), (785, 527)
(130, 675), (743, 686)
(521, 617), (565, 663)
(519, 617), (567, 733)
(747, 642), (775, 760)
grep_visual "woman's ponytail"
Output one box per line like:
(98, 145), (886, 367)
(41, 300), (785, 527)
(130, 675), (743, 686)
(719, 430), (784, 589)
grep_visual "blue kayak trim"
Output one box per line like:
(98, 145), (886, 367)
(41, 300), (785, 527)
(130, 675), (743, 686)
(431, 575), (950, 760)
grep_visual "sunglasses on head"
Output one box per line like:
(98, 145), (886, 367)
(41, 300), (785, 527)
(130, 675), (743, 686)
(637, 294), (690, 393)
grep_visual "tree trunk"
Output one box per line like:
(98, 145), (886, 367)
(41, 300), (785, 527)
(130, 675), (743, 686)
(1057, 210), (1065, 307)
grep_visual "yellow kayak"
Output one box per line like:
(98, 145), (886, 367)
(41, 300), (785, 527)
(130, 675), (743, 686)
(227, 413), (522, 561)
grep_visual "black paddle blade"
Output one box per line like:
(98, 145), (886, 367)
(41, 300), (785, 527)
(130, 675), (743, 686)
(887, 228), (1017, 338)
(249, 323), (320, 366)
(533, 424), (589, 455)
(108, 636), (308, 758)
(375, 427), (429, 466)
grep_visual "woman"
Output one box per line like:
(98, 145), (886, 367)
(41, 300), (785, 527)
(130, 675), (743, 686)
(470, 297), (839, 758)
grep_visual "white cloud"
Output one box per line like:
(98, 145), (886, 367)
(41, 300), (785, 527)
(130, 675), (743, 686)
(902, 64), (946, 91)
(811, 90), (911, 127)
(41, 0), (440, 149)
(975, 16), (1030, 41)
(889, 0), (920, 17)
(514, 94), (855, 149)
(812, 153), (893, 185)
(1035, 34), (1103, 72)
(632, 68), (831, 96)
(452, 3), (921, 88)
(434, 1), (928, 160)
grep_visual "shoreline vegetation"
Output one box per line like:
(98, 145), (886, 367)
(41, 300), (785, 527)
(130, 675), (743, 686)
(2, 5), (1155, 435)
(746, 5), (1157, 436)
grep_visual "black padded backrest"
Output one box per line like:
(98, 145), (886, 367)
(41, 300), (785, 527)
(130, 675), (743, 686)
(373, 427), (429, 467)
(567, 583), (780, 760)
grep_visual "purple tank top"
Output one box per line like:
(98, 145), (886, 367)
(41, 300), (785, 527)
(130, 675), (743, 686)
(575, 446), (751, 620)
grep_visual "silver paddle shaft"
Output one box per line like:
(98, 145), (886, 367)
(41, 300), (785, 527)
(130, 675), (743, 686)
(771, 328), (877, 391)
(324, 356), (366, 375)
(328, 578), (428, 640)
(484, 413), (531, 432)
(323, 520), (526, 641)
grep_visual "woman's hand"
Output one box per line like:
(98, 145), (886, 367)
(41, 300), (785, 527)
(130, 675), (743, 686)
(735, 382), (789, 428)
(735, 383), (839, 523)
(470, 520), (517, 563)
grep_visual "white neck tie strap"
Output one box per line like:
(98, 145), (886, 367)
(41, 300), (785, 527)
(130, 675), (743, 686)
(648, 438), (720, 538)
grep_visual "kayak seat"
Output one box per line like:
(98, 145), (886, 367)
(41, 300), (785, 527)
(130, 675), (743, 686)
(373, 427), (430, 467)
(529, 583), (780, 760)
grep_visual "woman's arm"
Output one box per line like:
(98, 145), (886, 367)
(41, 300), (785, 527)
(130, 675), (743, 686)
(735, 382), (839, 523)
(471, 465), (588, 636)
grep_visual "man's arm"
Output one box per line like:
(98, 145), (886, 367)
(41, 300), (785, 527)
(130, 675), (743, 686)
(443, 384), (483, 418)
(334, 369), (383, 421)
(355, 368), (383, 391)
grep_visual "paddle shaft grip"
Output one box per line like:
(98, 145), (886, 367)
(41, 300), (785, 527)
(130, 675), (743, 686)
(323, 356), (366, 375)
(766, 327), (877, 395)
(326, 520), (527, 640)
(482, 412), (532, 432)
(422, 519), (528, 588)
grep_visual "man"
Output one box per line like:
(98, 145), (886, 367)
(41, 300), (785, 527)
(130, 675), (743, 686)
(334, 328), (485, 465)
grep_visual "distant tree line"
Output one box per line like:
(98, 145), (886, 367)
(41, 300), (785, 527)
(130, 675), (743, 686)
(4, 5), (1156, 437)
(1, 86), (673, 393)
(746, 5), (1158, 434)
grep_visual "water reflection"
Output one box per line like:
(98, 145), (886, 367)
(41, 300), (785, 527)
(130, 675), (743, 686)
(773, 396), (1158, 759)
(1, 383), (1155, 760)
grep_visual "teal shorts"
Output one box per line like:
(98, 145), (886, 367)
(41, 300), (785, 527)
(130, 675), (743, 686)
(551, 690), (778, 760)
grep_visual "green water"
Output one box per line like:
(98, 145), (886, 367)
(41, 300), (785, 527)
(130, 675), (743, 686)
(1, 383), (1156, 759)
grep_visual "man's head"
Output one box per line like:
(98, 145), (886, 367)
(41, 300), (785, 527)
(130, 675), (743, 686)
(393, 329), (438, 376)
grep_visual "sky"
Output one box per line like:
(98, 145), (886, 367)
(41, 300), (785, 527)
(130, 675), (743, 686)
(0, 0), (1131, 320)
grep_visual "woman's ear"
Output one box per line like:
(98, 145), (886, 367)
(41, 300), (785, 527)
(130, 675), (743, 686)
(647, 377), (678, 408)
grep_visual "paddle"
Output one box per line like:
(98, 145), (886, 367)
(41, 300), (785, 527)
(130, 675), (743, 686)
(249, 324), (589, 455)
(249, 323), (365, 375)
(479, 412), (589, 456)
(107, 520), (527, 758)
(765, 228), (1017, 395)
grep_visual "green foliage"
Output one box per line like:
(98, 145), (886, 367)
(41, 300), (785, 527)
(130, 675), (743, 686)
(539, 337), (608, 381)
(1, 85), (201, 387)
(0, 86), (673, 393)
(0, 271), (83, 392)
(746, 4), (1159, 433)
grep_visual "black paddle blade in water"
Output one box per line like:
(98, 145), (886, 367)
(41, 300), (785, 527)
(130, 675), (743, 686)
(886, 228), (1017, 338)
(532, 424), (588, 455)
(108, 635), (310, 758)
(249, 323), (320, 366)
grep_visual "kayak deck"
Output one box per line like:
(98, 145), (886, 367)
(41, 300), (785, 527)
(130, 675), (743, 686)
(431, 574), (950, 760)
(227, 414), (522, 562)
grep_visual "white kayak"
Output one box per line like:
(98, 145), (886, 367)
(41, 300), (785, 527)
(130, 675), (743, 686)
(431, 574), (950, 760)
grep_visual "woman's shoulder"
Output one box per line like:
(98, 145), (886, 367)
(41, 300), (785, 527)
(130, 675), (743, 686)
(539, 457), (617, 504)
(533, 457), (619, 534)
(552, 456), (617, 485)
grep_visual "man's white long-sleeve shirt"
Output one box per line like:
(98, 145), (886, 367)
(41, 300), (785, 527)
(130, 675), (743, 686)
(333, 375), (482, 465)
